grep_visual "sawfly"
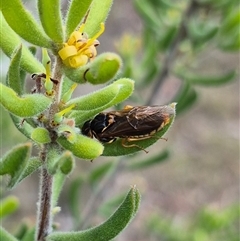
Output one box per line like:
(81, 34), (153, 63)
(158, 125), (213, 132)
(81, 103), (176, 153)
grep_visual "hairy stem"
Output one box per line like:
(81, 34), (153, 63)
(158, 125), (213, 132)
(36, 148), (53, 241)
(48, 56), (63, 122)
(36, 56), (63, 241)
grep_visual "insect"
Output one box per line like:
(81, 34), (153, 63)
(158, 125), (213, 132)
(81, 104), (176, 153)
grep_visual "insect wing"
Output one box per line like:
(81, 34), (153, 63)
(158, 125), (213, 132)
(127, 106), (170, 129)
(99, 105), (172, 138)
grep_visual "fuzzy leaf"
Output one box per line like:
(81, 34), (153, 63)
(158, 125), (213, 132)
(0, 13), (45, 73)
(0, 83), (52, 117)
(0, 196), (19, 219)
(99, 193), (126, 217)
(0, 143), (31, 188)
(64, 52), (122, 84)
(47, 150), (75, 176)
(7, 45), (23, 95)
(17, 157), (42, 183)
(46, 149), (61, 175)
(84, 53), (122, 84)
(84, 0), (113, 37)
(0, 0), (52, 48)
(10, 115), (35, 139)
(59, 151), (75, 175)
(52, 171), (66, 208)
(102, 103), (176, 156)
(38, 0), (63, 42)
(57, 134), (104, 160)
(47, 186), (141, 241)
(65, 0), (93, 38)
(68, 78), (134, 125)
(0, 227), (18, 241)
(65, 52), (122, 85)
(31, 127), (51, 144)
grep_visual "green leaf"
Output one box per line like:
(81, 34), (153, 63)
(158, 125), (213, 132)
(218, 32), (240, 51)
(102, 103), (176, 156)
(0, 0), (52, 48)
(0, 13), (45, 73)
(0, 83), (52, 117)
(187, 18), (218, 47)
(10, 115), (35, 139)
(59, 151), (75, 175)
(99, 193), (126, 218)
(181, 70), (237, 86)
(47, 186), (141, 241)
(46, 149), (61, 175)
(31, 127), (51, 144)
(218, 8), (240, 51)
(173, 82), (197, 114)
(68, 78), (134, 125)
(68, 176), (84, 228)
(65, 53), (122, 84)
(158, 25), (178, 51)
(14, 222), (29, 240)
(134, 0), (161, 31)
(84, 0), (113, 37)
(65, 0), (93, 38)
(84, 53), (122, 84)
(0, 226), (18, 241)
(52, 171), (66, 208)
(57, 134), (104, 160)
(45, 149), (75, 175)
(0, 196), (19, 219)
(61, 77), (75, 99)
(38, 0), (63, 43)
(7, 45), (23, 95)
(127, 149), (170, 170)
(17, 157), (42, 183)
(0, 143), (31, 188)
(219, 8), (240, 35)
(21, 227), (35, 241)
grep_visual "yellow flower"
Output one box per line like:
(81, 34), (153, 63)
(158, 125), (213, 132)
(58, 23), (105, 68)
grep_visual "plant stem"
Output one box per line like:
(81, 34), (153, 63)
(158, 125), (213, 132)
(48, 56), (63, 122)
(36, 56), (63, 240)
(36, 147), (53, 241)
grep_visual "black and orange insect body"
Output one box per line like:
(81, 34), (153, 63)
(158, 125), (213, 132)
(81, 104), (176, 152)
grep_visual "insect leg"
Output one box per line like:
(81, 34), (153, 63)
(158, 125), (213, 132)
(121, 138), (149, 154)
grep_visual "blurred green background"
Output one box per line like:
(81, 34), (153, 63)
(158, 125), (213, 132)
(1, 0), (239, 240)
